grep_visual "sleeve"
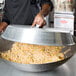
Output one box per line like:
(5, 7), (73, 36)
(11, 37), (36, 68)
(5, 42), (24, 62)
(2, 3), (10, 25)
(39, 0), (54, 11)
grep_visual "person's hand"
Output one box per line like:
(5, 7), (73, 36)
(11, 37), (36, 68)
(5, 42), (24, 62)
(0, 22), (8, 32)
(32, 13), (46, 28)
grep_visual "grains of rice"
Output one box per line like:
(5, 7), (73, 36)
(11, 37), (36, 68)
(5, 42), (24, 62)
(0, 42), (64, 64)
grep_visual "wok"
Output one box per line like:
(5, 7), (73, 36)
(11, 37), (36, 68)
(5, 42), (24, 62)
(0, 25), (76, 72)
(0, 37), (76, 72)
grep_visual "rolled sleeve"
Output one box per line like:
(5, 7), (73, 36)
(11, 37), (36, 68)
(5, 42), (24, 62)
(40, 0), (54, 11)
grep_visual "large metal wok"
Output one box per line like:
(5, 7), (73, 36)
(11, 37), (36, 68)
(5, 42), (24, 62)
(0, 25), (76, 72)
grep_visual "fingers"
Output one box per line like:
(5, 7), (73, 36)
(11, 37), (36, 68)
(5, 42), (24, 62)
(32, 18), (46, 28)
(32, 13), (46, 28)
(0, 26), (5, 32)
(39, 20), (46, 28)
(0, 24), (3, 32)
(0, 22), (8, 32)
(32, 21), (36, 27)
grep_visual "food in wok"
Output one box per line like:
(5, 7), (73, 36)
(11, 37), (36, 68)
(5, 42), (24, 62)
(0, 42), (64, 64)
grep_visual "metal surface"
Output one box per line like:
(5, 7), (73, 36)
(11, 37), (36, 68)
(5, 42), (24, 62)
(1, 25), (75, 46)
(0, 37), (75, 72)
(0, 26), (75, 72)
(0, 35), (13, 51)
(0, 54), (76, 76)
(2, 45), (75, 72)
(2, 58), (70, 72)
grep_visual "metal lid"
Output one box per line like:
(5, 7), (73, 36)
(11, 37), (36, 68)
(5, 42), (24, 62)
(1, 25), (75, 46)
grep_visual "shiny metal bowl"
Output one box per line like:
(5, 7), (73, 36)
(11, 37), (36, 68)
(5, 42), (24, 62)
(0, 41), (76, 72)
(0, 25), (75, 72)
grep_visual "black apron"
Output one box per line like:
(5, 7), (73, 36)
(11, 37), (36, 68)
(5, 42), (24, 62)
(4, 0), (39, 25)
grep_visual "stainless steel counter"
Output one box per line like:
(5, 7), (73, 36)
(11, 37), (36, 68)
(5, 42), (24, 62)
(0, 54), (76, 76)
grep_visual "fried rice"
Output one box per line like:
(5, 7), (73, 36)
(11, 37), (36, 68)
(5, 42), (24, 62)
(0, 42), (64, 64)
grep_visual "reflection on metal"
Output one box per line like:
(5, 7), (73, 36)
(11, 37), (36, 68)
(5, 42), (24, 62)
(1, 25), (75, 46)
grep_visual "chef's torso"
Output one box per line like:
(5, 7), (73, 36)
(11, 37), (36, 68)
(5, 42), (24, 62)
(5, 0), (39, 25)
